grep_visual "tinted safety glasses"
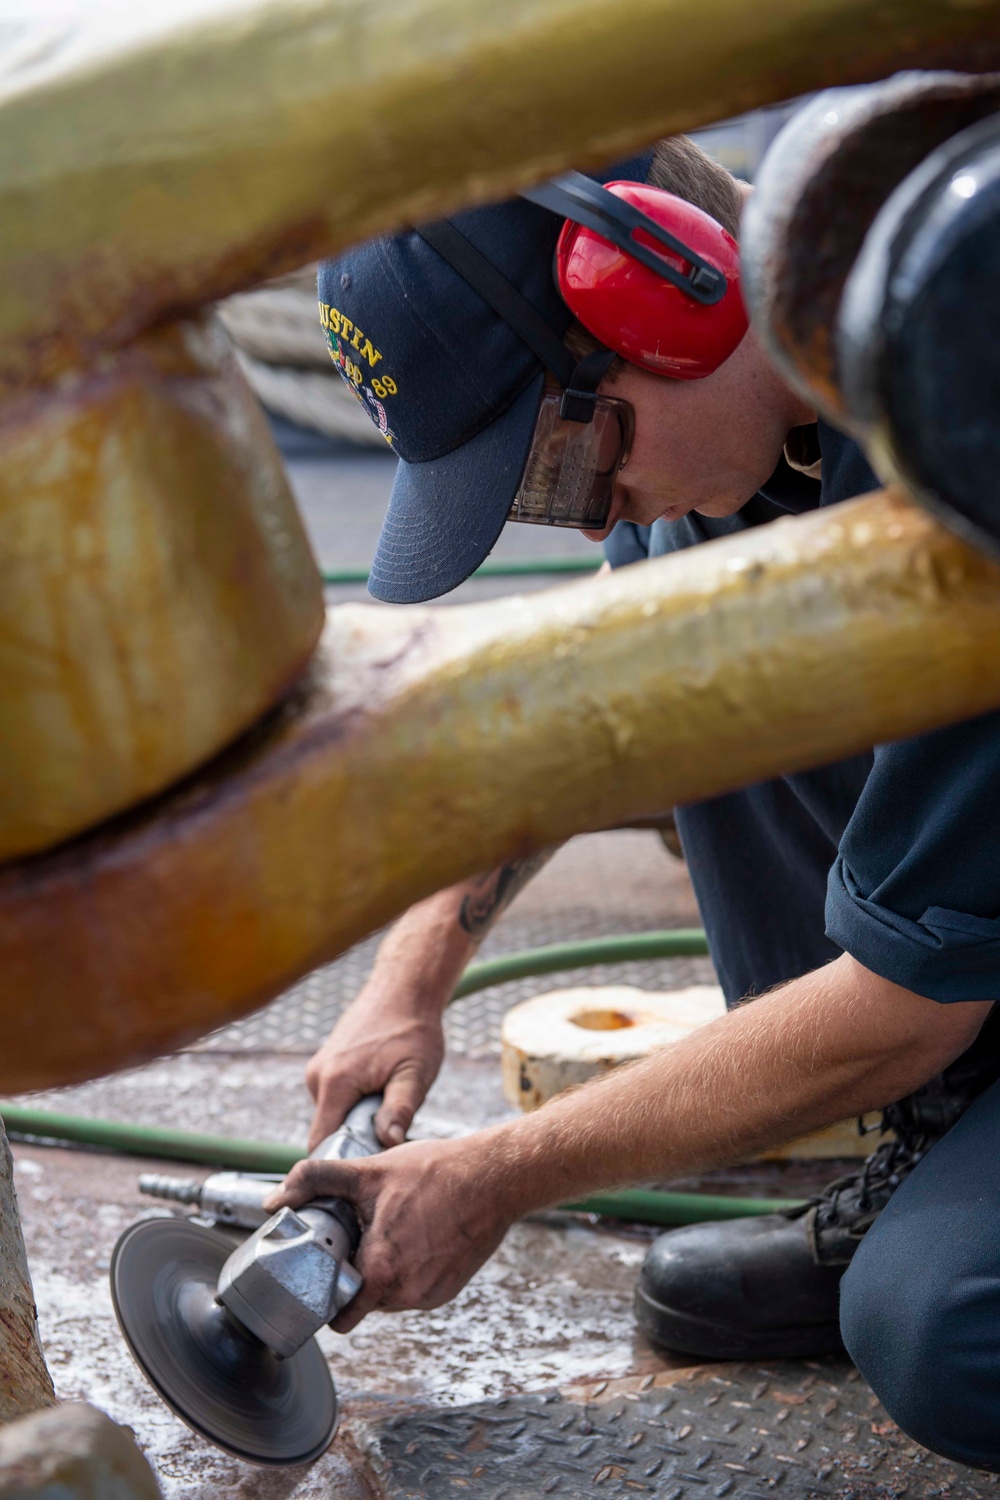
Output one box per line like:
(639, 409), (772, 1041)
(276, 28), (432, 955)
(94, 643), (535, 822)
(508, 387), (634, 528)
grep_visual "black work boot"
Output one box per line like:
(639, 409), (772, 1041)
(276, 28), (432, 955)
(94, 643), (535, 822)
(636, 1071), (995, 1360)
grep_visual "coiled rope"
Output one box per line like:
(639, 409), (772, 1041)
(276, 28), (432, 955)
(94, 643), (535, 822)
(218, 267), (390, 448)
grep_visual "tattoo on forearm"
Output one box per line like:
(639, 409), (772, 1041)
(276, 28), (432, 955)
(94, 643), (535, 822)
(459, 847), (558, 939)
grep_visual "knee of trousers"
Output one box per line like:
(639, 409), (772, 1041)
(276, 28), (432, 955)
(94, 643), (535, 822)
(840, 1208), (1000, 1472)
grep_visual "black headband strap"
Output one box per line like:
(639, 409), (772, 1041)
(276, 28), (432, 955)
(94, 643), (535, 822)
(521, 169), (727, 305)
(417, 220), (577, 387)
(559, 347), (617, 423)
(417, 219), (613, 421)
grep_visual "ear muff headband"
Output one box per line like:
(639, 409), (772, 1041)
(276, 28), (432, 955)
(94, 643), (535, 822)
(523, 171), (728, 303)
(524, 170), (748, 380)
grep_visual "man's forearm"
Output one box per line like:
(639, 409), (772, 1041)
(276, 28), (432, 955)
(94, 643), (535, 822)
(306, 847), (561, 1147)
(458, 848), (556, 940)
(489, 954), (992, 1215)
(367, 846), (561, 1013)
(367, 886), (477, 1015)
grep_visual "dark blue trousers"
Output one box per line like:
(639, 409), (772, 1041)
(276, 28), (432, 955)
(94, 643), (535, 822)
(674, 773), (1000, 1469)
(841, 1078), (1000, 1470)
(675, 776), (1000, 1469)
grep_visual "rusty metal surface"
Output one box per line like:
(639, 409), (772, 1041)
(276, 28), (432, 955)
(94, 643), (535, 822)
(5, 490), (1000, 1092)
(193, 831), (712, 1057)
(743, 69), (1000, 422)
(0, 1403), (163, 1498)
(0, 1119), (54, 1421)
(6, 2), (1000, 398)
(363, 1361), (1000, 1499)
(0, 314), (323, 861)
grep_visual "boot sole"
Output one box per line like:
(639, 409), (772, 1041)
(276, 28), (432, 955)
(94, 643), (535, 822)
(635, 1284), (846, 1361)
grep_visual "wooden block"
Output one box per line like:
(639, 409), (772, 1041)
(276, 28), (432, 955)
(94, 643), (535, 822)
(502, 985), (877, 1159)
(502, 985), (728, 1110)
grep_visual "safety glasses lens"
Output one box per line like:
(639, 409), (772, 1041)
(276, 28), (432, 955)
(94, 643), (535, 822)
(508, 393), (634, 529)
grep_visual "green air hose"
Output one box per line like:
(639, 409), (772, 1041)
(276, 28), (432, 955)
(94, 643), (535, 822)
(1, 1106), (290, 1173)
(452, 929), (710, 999)
(0, 927), (805, 1224)
(323, 557), (600, 586)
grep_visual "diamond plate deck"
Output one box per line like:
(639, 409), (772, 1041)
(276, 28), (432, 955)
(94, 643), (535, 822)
(360, 1360), (1000, 1500)
(192, 831), (713, 1057)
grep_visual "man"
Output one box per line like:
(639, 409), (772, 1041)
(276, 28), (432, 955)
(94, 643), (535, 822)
(265, 133), (1000, 1469)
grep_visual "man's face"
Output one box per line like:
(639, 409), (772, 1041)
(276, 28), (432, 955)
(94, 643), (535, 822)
(582, 325), (812, 542)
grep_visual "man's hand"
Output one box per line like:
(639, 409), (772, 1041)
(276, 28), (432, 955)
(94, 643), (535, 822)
(264, 1135), (513, 1332)
(306, 990), (445, 1151)
(304, 883), (478, 1150)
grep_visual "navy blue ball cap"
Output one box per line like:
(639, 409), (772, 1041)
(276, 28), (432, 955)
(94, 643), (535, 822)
(316, 151), (653, 603)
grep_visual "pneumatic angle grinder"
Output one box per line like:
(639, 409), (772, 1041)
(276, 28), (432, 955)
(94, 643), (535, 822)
(110, 1095), (384, 1466)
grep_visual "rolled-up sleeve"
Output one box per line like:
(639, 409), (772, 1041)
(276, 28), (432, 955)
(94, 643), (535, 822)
(825, 709), (1000, 1001)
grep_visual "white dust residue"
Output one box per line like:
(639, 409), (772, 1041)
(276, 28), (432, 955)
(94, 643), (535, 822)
(329, 1220), (645, 1408)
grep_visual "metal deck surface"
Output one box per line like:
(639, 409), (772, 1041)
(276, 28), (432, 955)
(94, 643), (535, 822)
(362, 1361), (999, 1500)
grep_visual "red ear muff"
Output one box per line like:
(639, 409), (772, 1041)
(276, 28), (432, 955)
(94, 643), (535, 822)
(555, 181), (748, 379)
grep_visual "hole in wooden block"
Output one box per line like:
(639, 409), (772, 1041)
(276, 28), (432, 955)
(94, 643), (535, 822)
(570, 1008), (638, 1031)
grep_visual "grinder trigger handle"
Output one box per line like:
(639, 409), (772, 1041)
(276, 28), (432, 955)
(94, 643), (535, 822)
(305, 1093), (386, 1255)
(310, 1092), (384, 1164)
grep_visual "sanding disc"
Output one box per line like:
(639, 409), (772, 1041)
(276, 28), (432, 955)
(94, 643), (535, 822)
(111, 1218), (338, 1467)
